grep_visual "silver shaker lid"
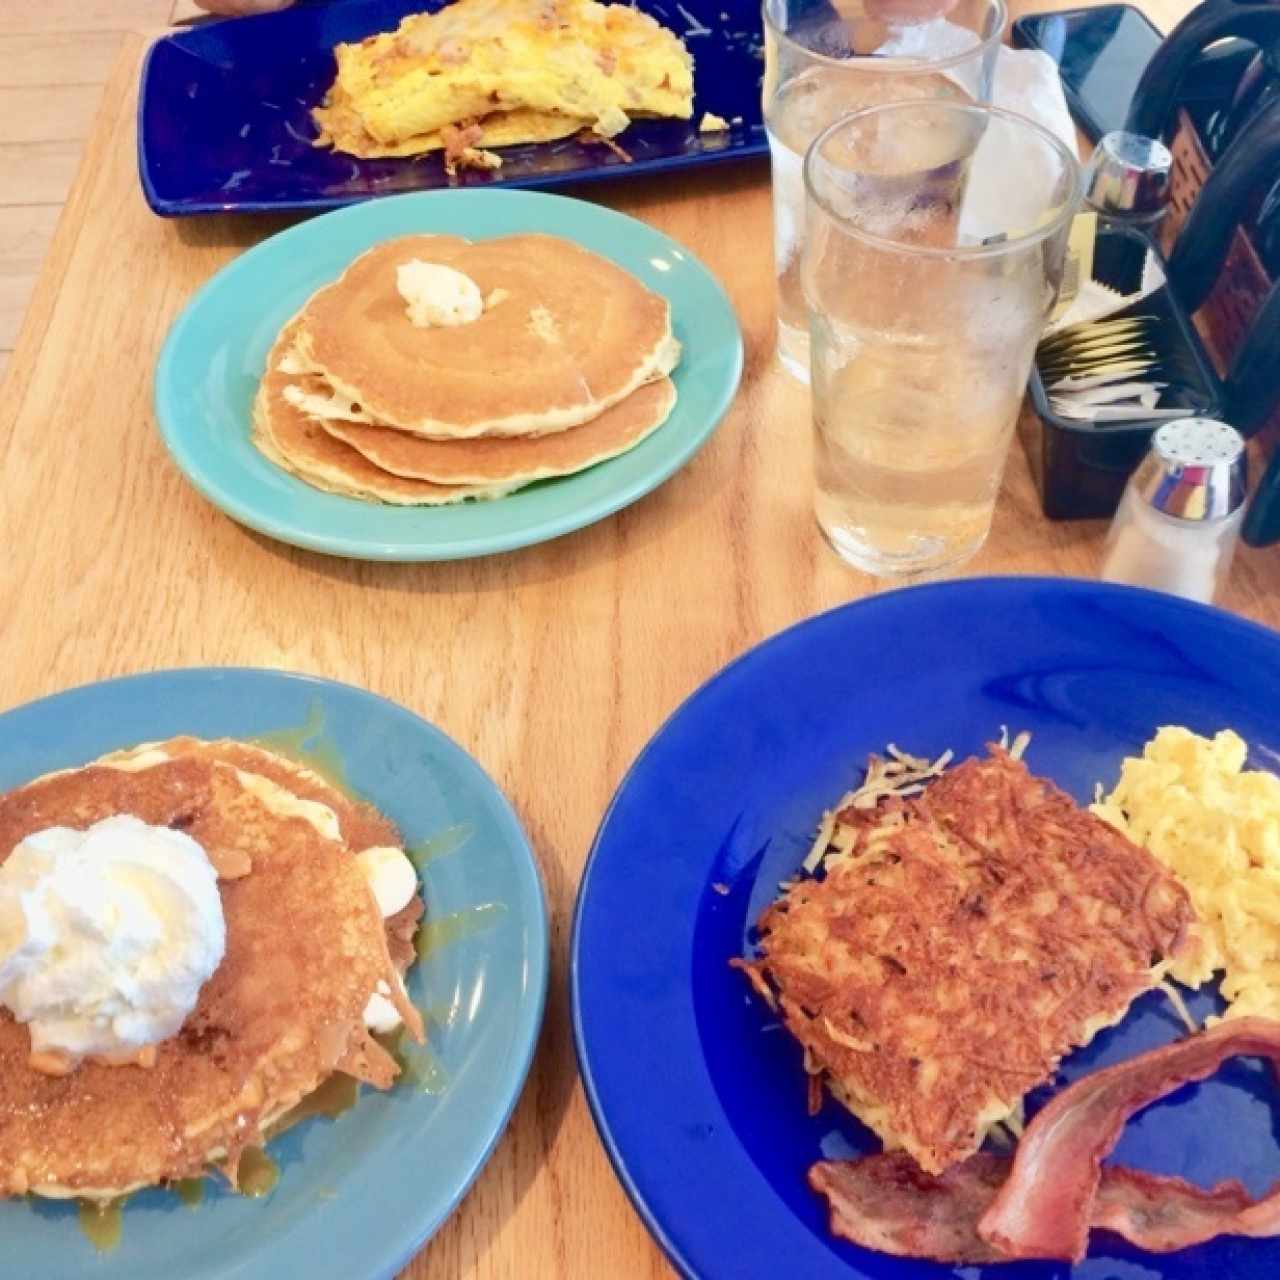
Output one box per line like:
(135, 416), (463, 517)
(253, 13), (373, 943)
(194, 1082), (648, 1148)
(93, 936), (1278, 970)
(1084, 131), (1173, 219)
(1133, 418), (1248, 521)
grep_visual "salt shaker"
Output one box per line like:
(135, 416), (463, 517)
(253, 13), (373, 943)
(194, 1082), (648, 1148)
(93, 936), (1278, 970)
(1100, 419), (1249, 604)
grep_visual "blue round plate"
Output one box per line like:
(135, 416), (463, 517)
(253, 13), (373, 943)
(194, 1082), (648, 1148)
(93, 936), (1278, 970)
(0, 669), (547, 1280)
(154, 189), (742, 561)
(572, 577), (1280, 1280)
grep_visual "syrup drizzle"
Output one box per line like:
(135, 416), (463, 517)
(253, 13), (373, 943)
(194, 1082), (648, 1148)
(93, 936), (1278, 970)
(255, 700), (351, 794)
(377, 1026), (448, 1095)
(406, 823), (474, 869)
(76, 1198), (124, 1252)
(415, 902), (506, 960)
(175, 1178), (204, 1207)
(236, 1148), (279, 1199)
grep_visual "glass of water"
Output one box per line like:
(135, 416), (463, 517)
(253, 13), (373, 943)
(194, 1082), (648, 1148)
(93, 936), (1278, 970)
(803, 101), (1080, 578)
(764, 0), (1007, 381)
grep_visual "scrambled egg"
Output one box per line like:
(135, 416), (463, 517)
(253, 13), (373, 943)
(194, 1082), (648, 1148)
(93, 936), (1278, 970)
(312, 0), (695, 161)
(1094, 726), (1280, 1022)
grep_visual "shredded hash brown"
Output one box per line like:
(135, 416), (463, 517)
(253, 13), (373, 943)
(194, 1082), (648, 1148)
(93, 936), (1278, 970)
(735, 747), (1196, 1175)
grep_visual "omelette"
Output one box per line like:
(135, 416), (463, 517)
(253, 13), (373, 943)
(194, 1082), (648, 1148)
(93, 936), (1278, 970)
(312, 0), (695, 164)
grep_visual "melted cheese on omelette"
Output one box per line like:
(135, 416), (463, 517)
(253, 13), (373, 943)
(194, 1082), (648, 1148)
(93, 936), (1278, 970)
(312, 0), (695, 159)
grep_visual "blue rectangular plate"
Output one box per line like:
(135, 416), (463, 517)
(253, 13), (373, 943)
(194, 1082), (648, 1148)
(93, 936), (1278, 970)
(138, 0), (768, 216)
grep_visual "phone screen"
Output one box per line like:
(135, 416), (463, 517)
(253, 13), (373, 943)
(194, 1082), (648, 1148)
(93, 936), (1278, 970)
(1015, 6), (1163, 138)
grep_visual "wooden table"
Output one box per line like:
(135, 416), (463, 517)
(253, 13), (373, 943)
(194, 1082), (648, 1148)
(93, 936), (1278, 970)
(1, 3), (1277, 1275)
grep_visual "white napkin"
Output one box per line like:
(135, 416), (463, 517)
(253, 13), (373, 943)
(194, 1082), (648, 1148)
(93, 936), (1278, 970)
(875, 22), (1079, 156)
(960, 46), (1079, 245)
(991, 45), (1078, 156)
(874, 22), (1079, 246)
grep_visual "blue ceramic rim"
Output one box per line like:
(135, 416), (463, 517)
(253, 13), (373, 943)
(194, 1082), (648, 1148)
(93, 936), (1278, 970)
(1, 666), (550, 1280)
(134, 37), (768, 218)
(151, 188), (744, 561)
(569, 575), (1280, 1280)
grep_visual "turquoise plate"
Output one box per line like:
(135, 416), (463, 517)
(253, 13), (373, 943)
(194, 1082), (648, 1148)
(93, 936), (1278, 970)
(0, 669), (548, 1280)
(154, 189), (743, 561)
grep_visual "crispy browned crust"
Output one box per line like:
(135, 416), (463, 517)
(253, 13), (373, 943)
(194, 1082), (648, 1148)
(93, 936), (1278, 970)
(0, 744), (421, 1198)
(739, 748), (1196, 1175)
(386, 896), (424, 975)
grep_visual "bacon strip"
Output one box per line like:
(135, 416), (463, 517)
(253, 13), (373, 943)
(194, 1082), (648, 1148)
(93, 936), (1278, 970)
(810, 1018), (1280, 1264)
(979, 1017), (1280, 1260)
(811, 1154), (1279, 1263)
(1091, 1165), (1262, 1252)
(810, 1153), (1011, 1264)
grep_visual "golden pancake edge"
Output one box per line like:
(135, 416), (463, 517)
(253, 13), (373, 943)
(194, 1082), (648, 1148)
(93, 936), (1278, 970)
(0, 737), (423, 1200)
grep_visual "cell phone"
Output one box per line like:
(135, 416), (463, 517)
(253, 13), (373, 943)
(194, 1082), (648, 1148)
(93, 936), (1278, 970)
(1013, 4), (1164, 142)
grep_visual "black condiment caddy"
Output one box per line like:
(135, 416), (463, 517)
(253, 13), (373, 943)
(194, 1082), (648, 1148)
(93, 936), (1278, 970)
(1025, 0), (1280, 542)
(1026, 224), (1220, 520)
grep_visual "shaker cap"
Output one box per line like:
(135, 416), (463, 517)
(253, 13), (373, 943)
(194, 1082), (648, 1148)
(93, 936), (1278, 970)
(1084, 131), (1173, 219)
(1133, 418), (1248, 520)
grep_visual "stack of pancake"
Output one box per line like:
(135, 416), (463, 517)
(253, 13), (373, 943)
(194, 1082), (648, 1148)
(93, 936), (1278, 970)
(252, 232), (681, 506)
(0, 737), (423, 1201)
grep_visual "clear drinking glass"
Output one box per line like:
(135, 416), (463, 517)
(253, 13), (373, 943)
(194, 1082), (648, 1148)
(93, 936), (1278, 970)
(802, 101), (1081, 578)
(764, 0), (1007, 381)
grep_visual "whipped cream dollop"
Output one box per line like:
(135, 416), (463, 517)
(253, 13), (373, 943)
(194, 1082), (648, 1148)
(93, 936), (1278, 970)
(0, 815), (226, 1064)
(357, 845), (417, 1033)
(396, 260), (484, 328)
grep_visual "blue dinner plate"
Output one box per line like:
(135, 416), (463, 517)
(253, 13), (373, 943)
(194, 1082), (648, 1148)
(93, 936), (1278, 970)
(0, 668), (547, 1280)
(139, 0), (767, 216)
(572, 577), (1280, 1280)
(154, 188), (741, 561)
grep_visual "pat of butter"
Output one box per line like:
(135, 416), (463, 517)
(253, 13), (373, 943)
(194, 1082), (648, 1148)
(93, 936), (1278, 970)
(234, 768), (342, 842)
(356, 847), (418, 1033)
(357, 845), (418, 918)
(363, 980), (403, 1034)
(396, 260), (484, 328)
(98, 745), (173, 772)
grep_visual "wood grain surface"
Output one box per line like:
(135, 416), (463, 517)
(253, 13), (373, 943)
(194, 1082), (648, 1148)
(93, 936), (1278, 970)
(1, 2), (1277, 1277)
(0, 3), (184, 377)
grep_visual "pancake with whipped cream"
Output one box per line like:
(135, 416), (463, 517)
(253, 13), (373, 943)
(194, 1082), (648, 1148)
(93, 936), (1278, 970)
(0, 737), (424, 1200)
(294, 233), (679, 438)
(113, 737), (424, 1052)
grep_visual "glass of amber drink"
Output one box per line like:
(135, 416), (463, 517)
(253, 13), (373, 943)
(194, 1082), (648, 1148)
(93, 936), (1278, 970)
(803, 101), (1080, 577)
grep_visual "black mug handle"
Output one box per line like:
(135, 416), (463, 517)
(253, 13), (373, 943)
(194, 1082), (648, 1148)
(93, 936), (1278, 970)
(1224, 280), (1280, 435)
(1244, 447), (1280, 547)
(1165, 96), (1280, 314)
(1126, 2), (1280, 140)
